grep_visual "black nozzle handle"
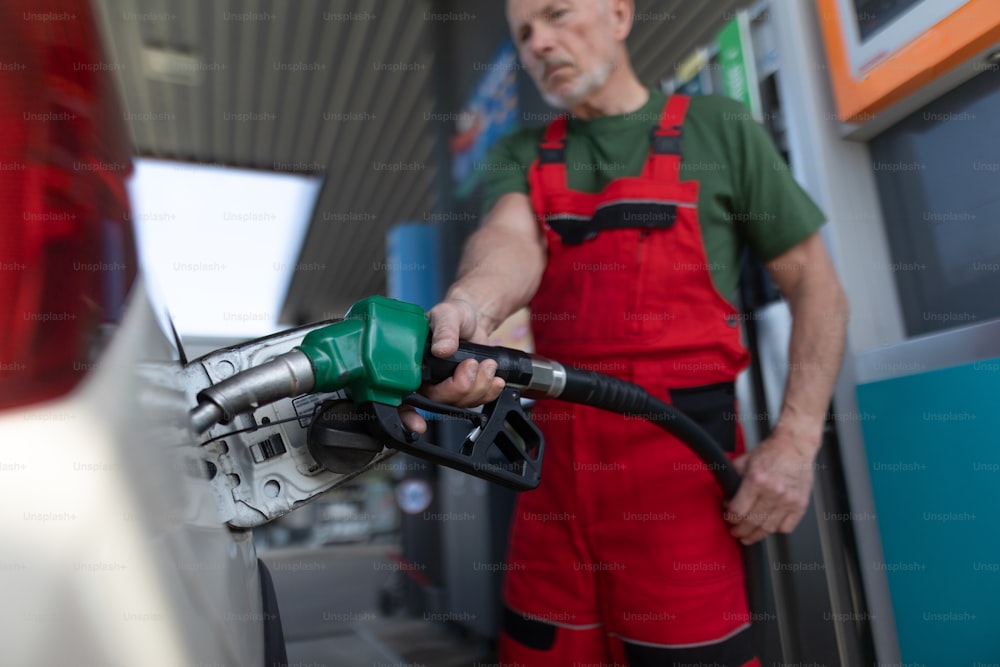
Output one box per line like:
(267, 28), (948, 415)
(419, 337), (738, 497)
(422, 338), (535, 387)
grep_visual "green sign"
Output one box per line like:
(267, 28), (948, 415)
(717, 11), (762, 122)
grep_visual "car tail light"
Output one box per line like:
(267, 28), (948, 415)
(0, 0), (137, 410)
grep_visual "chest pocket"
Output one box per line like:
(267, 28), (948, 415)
(531, 202), (695, 349)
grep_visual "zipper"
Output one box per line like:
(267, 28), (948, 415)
(630, 230), (652, 333)
(637, 229), (650, 261)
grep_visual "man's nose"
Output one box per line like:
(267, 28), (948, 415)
(525, 22), (556, 58)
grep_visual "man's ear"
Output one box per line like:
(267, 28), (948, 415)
(609, 0), (635, 42)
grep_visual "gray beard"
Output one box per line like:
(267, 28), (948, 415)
(540, 59), (615, 110)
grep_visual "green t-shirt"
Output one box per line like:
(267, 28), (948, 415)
(479, 90), (826, 302)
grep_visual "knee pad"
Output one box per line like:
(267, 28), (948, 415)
(612, 625), (759, 667)
(498, 605), (609, 666)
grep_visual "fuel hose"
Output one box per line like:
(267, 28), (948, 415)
(425, 340), (742, 498)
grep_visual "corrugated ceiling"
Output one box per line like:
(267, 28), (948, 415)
(94, 0), (753, 325)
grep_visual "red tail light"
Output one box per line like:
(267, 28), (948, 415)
(0, 0), (137, 410)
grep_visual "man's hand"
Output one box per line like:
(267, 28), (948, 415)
(398, 298), (505, 435)
(722, 230), (848, 545)
(723, 429), (818, 545)
(397, 193), (546, 436)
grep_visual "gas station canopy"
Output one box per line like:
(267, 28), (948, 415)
(96, 0), (753, 323)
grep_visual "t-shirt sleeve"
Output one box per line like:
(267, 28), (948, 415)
(721, 98), (827, 262)
(479, 130), (533, 216)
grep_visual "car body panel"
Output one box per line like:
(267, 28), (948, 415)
(0, 279), (265, 665)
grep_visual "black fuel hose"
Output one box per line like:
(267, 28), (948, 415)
(557, 366), (742, 498)
(425, 341), (741, 498)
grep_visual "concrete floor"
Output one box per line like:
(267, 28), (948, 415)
(261, 543), (494, 667)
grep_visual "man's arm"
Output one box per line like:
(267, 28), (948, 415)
(400, 192), (546, 433)
(725, 230), (849, 545)
(431, 192), (547, 354)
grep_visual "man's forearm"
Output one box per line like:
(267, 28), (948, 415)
(773, 275), (849, 454)
(443, 193), (547, 336)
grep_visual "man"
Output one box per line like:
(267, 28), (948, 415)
(402, 0), (849, 664)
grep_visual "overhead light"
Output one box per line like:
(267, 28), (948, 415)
(141, 46), (212, 86)
(127, 159), (321, 338)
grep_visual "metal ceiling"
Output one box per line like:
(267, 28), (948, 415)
(94, 0), (752, 325)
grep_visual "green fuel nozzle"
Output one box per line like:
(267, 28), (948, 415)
(190, 295), (546, 489)
(191, 296), (431, 430)
(297, 296), (429, 405)
(295, 296), (546, 488)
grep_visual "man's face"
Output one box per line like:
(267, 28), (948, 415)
(506, 0), (621, 110)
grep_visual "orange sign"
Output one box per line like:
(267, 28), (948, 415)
(816, 0), (1000, 122)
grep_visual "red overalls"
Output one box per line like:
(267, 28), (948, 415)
(498, 96), (760, 666)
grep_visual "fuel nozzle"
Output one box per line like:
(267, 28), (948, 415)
(190, 349), (316, 434)
(190, 296), (429, 435)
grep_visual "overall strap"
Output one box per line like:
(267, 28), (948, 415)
(643, 94), (690, 182)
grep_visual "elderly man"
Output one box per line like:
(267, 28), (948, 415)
(405, 0), (849, 664)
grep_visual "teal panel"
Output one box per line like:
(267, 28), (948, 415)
(856, 358), (1000, 667)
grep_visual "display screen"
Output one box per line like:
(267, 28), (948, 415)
(869, 71), (1000, 336)
(853, 0), (922, 41)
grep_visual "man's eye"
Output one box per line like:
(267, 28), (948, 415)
(548, 8), (567, 20)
